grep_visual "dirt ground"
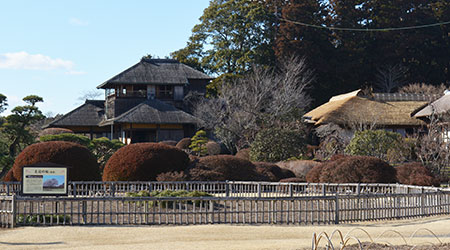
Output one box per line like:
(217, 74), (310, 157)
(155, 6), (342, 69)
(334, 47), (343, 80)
(1, 216), (450, 249)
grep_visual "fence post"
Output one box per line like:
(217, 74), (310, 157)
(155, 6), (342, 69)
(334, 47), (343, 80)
(72, 183), (77, 198)
(257, 183), (261, 198)
(82, 201), (87, 224)
(322, 184), (326, 196)
(334, 194), (339, 224)
(111, 182), (116, 197)
(421, 188), (425, 216)
(209, 200), (214, 224)
(357, 183), (361, 196)
(11, 195), (16, 228)
(6, 183), (10, 196)
(225, 181), (230, 197)
(289, 184), (293, 198)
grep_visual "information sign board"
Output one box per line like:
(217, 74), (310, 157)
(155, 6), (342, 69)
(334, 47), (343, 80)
(22, 164), (68, 196)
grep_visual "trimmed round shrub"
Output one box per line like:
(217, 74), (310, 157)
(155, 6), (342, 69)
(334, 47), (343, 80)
(235, 148), (250, 161)
(279, 177), (305, 183)
(329, 154), (350, 161)
(156, 171), (189, 181)
(159, 140), (177, 147)
(206, 141), (221, 155)
(176, 138), (191, 150)
(253, 162), (295, 182)
(249, 128), (306, 162)
(306, 156), (396, 183)
(189, 155), (262, 181)
(276, 160), (321, 179)
(39, 133), (91, 147)
(345, 130), (406, 162)
(304, 164), (324, 183)
(103, 143), (189, 181)
(3, 169), (16, 181)
(396, 162), (439, 186)
(12, 141), (100, 181)
(39, 128), (73, 137)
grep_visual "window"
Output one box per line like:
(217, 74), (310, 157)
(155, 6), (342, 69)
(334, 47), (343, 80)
(156, 85), (173, 99)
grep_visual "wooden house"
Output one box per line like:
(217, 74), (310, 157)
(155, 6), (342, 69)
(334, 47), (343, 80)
(303, 89), (439, 136)
(46, 58), (213, 143)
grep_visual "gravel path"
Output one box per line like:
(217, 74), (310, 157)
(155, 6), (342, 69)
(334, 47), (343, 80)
(1, 216), (450, 249)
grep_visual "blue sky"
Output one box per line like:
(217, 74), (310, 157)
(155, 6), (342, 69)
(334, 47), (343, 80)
(0, 0), (210, 116)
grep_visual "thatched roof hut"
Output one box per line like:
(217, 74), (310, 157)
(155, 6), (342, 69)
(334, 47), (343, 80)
(304, 90), (434, 129)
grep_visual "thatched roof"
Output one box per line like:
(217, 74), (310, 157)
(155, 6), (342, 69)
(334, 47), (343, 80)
(98, 99), (200, 126)
(304, 90), (428, 127)
(45, 100), (105, 128)
(413, 93), (450, 118)
(97, 59), (213, 89)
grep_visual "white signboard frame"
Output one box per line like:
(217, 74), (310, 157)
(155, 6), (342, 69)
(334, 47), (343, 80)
(22, 165), (68, 196)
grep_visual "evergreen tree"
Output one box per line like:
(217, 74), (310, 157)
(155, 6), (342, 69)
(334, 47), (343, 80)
(189, 130), (208, 156)
(0, 95), (44, 178)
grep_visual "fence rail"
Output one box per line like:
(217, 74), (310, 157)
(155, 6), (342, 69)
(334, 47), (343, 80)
(1, 192), (448, 227)
(1, 181), (449, 228)
(0, 181), (445, 198)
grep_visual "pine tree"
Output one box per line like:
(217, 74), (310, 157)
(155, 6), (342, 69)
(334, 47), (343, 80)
(189, 130), (208, 156)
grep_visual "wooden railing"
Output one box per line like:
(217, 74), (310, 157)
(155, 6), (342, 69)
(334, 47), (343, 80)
(0, 181), (445, 197)
(1, 181), (449, 228)
(1, 191), (447, 227)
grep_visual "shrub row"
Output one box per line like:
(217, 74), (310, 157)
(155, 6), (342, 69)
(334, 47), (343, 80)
(4, 141), (439, 186)
(305, 155), (438, 186)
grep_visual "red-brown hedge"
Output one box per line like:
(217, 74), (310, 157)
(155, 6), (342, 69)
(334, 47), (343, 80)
(304, 164), (324, 183)
(253, 162), (295, 182)
(156, 171), (189, 181)
(103, 143), (189, 181)
(306, 156), (396, 183)
(176, 138), (191, 150)
(189, 155), (262, 181)
(396, 162), (440, 186)
(12, 141), (100, 181)
(159, 140), (178, 147)
(3, 169), (16, 181)
(279, 177), (305, 183)
(235, 148), (250, 161)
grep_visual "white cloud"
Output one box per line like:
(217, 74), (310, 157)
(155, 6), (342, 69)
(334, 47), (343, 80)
(0, 51), (74, 70)
(69, 17), (89, 26)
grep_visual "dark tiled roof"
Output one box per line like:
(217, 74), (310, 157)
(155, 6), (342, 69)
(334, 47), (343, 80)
(45, 100), (105, 128)
(97, 59), (213, 89)
(99, 99), (200, 126)
(371, 93), (441, 102)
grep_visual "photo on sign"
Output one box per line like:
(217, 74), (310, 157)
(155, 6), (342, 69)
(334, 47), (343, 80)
(42, 175), (65, 191)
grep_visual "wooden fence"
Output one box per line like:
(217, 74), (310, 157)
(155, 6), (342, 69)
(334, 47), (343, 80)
(0, 196), (15, 228)
(1, 181), (449, 228)
(0, 181), (444, 197)
(1, 191), (449, 228)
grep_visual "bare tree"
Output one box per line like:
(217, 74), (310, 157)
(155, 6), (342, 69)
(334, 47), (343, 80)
(76, 89), (103, 104)
(374, 64), (408, 93)
(194, 56), (313, 153)
(314, 123), (352, 160)
(415, 105), (450, 179)
(399, 82), (447, 96)
(345, 109), (380, 132)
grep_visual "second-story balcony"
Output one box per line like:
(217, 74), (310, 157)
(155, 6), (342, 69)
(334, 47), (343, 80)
(108, 90), (147, 99)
